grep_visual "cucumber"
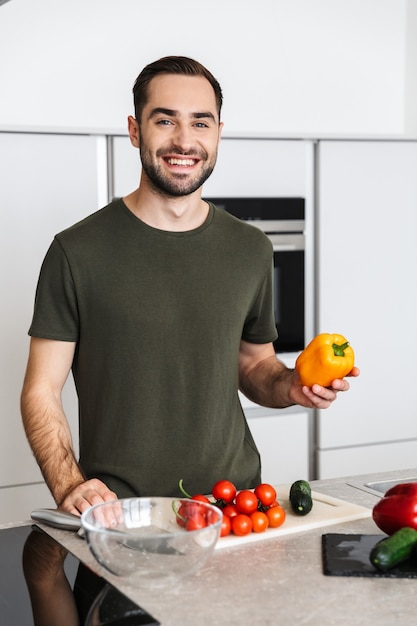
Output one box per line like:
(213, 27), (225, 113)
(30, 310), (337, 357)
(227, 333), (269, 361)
(289, 479), (313, 516)
(370, 527), (417, 572)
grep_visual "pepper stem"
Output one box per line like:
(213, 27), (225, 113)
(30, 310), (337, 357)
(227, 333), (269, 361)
(178, 478), (192, 499)
(332, 341), (349, 357)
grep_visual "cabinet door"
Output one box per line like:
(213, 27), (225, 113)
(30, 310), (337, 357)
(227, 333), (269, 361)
(203, 139), (310, 196)
(246, 407), (310, 484)
(0, 484), (54, 525)
(316, 141), (417, 463)
(0, 132), (106, 491)
(112, 135), (140, 198)
(318, 441), (417, 480)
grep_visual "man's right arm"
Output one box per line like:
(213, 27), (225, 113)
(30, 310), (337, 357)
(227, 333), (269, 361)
(20, 337), (117, 514)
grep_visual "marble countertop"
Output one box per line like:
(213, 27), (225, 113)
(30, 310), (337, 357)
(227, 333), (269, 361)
(11, 468), (417, 626)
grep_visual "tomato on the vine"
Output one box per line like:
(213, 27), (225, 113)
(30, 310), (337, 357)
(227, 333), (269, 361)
(212, 480), (237, 504)
(222, 503), (239, 518)
(177, 479), (287, 536)
(250, 510), (269, 533)
(231, 513), (252, 536)
(266, 504), (286, 528)
(235, 490), (259, 515)
(254, 483), (277, 507)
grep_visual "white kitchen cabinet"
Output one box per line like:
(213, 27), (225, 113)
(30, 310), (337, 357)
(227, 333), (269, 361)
(318, 440), (417, 480)
(0, 484), (54, 526)
(0, 132), (106, 521)
(246, 406), (311, 484)
(203, 138), (311, 197)
(111, 134), (140, 198)
(316, 140), (417, 478)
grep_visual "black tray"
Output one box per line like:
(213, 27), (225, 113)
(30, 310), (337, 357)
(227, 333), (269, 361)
(322, 533), (417, 578)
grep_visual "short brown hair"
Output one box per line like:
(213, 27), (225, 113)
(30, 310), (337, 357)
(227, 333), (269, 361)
(133, 56), (223, 122)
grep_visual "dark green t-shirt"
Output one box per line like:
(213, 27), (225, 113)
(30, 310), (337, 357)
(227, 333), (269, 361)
(29, 200), (277, 497)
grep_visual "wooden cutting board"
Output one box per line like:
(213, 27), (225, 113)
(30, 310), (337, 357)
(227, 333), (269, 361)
(215, 484), (371, 550)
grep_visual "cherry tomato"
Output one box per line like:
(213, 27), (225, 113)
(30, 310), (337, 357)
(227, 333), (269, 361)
(235, 490), (259, 515)
(250, 510), (269, 533)
(222, 503), (239, 518)
(186, 513), (207, 531)
(176, 499), (209, 529)
(212, 480), (237, 504)
(191, 494), (211, 504)
(231, 513), (252, 536)
(183, 501), (206, 517)
(254, 483), (277, 507)
(266, 504), (286, 528)
(220, 514), (232, 537)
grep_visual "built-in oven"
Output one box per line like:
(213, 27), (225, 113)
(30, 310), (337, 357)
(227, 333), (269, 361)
(205, 197), (305, 354)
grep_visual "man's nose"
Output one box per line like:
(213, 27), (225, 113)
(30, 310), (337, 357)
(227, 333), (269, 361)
(172, 124), (193, 152)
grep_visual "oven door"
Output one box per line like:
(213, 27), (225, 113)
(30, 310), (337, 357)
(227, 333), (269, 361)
(270, 233), (305, 354)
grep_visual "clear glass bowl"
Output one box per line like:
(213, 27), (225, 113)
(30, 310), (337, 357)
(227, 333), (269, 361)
(81, 497), (222, 588)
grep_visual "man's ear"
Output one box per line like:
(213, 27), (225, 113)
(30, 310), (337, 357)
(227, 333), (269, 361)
(218, 121), (224, 147)
(127, 115), (140, 148)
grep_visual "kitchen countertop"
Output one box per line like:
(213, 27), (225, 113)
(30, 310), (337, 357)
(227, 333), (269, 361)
(6, 468), (417, 626)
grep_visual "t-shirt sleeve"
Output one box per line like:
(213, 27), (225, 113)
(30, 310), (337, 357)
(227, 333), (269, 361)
(28, 238), (79, 341)
(241, 261), (278, 345)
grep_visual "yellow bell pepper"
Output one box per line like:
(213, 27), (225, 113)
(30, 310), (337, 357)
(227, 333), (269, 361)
(295, 333), (355, 387)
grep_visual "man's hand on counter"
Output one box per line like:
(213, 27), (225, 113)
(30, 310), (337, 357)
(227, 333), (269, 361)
(58, 478), (118, 516)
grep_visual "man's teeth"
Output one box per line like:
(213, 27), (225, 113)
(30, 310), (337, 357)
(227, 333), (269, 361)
(167, 158), (195, 166)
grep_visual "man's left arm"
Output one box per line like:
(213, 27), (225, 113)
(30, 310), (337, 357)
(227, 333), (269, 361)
(238, 339), (359, 410)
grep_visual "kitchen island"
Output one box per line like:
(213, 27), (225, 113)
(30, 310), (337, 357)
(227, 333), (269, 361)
(4, 468), (417, 625)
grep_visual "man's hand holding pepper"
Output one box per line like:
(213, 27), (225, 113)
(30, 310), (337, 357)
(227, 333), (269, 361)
(290, 364), (360, 409)
(238, 338), (359, 410)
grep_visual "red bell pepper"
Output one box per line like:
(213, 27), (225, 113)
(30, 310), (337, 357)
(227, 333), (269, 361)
(372, 483), (417, 535)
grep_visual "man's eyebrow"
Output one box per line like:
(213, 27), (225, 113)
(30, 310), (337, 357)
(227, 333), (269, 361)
(148, 107), (178, 119)
(193, 111), (216, 121)
(148, 107), (216, 121)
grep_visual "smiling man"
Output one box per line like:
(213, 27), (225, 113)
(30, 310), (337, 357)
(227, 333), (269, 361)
(133, 80), (220, 197)
(21, 56), (358, 518)
(125, 71), (222, 229)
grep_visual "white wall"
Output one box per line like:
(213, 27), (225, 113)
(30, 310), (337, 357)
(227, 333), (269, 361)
(0, 0), (413, 135)
(404, 0), (417, 132)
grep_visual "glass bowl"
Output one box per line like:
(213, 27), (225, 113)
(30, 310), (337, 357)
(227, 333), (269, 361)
(81, 497), (222, 588)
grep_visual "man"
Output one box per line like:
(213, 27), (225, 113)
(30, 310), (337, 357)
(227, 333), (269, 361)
(21, 56), (359, 517)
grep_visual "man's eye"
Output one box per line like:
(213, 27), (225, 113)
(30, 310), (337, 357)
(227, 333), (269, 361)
(194, 122), (209, 128)
(157, 119), (173, 126)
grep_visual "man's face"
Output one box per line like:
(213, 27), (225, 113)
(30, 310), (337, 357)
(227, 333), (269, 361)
(135, 74), (223, 197)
